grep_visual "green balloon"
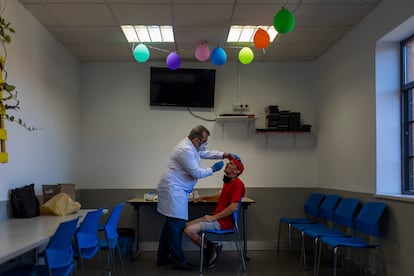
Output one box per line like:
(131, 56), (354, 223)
(133, 43), (150, 62)
(238, 47), (254, 64)
(273, 8), (295, 34)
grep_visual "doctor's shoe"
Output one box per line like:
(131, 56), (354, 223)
(172, 261), (197, 270)
(156, 257), (172, 266)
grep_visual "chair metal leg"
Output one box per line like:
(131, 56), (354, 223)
(77, 247), (86, 276)
(315, 239), (322, 276)
(116, 242), (126, 276)
(313, 237), (319, 276)
(333, 247), (339, 276)
(200, 233), (205, 275)
(300, 231), (308, 270)
(106, 245), (114, 274)
(277, 221), (282, 252)
(288, 223), (292, 255)
(235, 230), (246, 271)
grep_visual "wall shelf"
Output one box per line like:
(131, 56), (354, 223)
(216, 115), (257, 138)
(255, 129), (311, 134)
(216, 115), (257, 122)
(256, 129), (312, 147)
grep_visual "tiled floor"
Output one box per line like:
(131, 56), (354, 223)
(79, 249), (356, 276)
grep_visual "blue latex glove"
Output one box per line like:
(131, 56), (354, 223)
(211, 161), (224, 172)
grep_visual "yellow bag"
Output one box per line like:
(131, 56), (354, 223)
(40, 192), (81, 216)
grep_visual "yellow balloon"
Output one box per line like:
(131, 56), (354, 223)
(238, 47), (254, 64)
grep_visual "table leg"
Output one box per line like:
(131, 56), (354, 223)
(242, 205), (250, 260)
(131, 205), (142, 261)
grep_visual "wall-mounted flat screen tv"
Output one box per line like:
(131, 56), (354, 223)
(150, 67), (216, 108)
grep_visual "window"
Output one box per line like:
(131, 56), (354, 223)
(401, 35), (414, 194)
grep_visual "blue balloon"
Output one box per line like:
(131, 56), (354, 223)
(210, 47), (227, 66)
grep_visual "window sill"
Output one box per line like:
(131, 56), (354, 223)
(375, 193), (414, 203)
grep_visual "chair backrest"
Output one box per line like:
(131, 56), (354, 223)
(45, 216), (80, 269)
(232, 199), (243, 231)
(332, 198), (360, 228)
(103, 203), (125, 245)
(76, 208), (103, 248)
(354, 202), (387, 237)
(318, 194), (341, 221)
(303, 193), (325, 217)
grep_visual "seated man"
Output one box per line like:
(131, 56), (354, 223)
(184, 154), (245, 269)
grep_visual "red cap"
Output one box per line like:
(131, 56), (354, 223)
(228, 155), (244, 175)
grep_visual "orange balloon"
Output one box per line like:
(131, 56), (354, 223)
(253, 28), (270, 49)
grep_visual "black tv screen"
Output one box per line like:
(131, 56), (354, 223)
(150, 67), (216, 108)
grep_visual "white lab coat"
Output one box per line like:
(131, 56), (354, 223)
(157, 137), (223, 220)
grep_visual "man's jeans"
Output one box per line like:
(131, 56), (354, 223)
(157, 216), (187, 266)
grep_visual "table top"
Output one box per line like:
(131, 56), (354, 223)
(0, 209), (91, 264)
(127, 196), (255, 205)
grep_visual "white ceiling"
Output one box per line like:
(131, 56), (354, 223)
(18, 0), (382, 63)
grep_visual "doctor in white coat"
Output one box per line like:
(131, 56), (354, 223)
(156, 125), (231, 270)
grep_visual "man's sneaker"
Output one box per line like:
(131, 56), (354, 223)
(204, 243), (213, 264)
(208, 243), (223, 269)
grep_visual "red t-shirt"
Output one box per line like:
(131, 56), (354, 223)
(213, 178), (245, 230)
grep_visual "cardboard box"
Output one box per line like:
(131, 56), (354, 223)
(42, 183), (76, 204)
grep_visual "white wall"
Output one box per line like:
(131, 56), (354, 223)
(0, 1), (80, 200)
(79, 61), (317, 190)
(314, 0), (414, 193)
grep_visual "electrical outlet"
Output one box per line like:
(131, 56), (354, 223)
(233, 103), (250, 111)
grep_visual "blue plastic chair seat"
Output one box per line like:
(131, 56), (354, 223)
(280, 217), (314, 224)
(320, 236), (379, 249)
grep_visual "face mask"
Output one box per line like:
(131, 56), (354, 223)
(199, 142), (208, 151)
(223, 174), (232, 183)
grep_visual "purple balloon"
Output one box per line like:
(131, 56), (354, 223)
(195, 44), (210, 62)
(166, 52), (181, 70)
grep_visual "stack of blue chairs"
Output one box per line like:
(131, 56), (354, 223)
(296, 197), (360, 273)
(316, 202), (387, 276)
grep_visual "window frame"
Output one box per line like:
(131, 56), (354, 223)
(401, 34), (414, 195)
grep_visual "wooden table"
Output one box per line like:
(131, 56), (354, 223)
(127, 197), (255, 260)
(0, 209), (91, 264)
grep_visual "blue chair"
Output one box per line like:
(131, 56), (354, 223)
(1, 217), (80, 276)
(317, 202), (387, 276)
(199, 199), (246, 275)
(41, 217), (80, 276)
(277, 193), (325, 254)
(290, 194), (341, 269)
(299, 198), (360, 274)
(98, 203), (126, 276)
(73, 208), (104, 275)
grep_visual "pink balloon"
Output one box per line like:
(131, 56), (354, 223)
(195, 44), (210, 62)
(166, 52), (181, 70)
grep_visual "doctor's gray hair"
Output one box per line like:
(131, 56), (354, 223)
(188, 125), (210, 140)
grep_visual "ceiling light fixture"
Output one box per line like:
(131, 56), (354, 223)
(227, 26), (278, 43)
(121, 25), (174, 42)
